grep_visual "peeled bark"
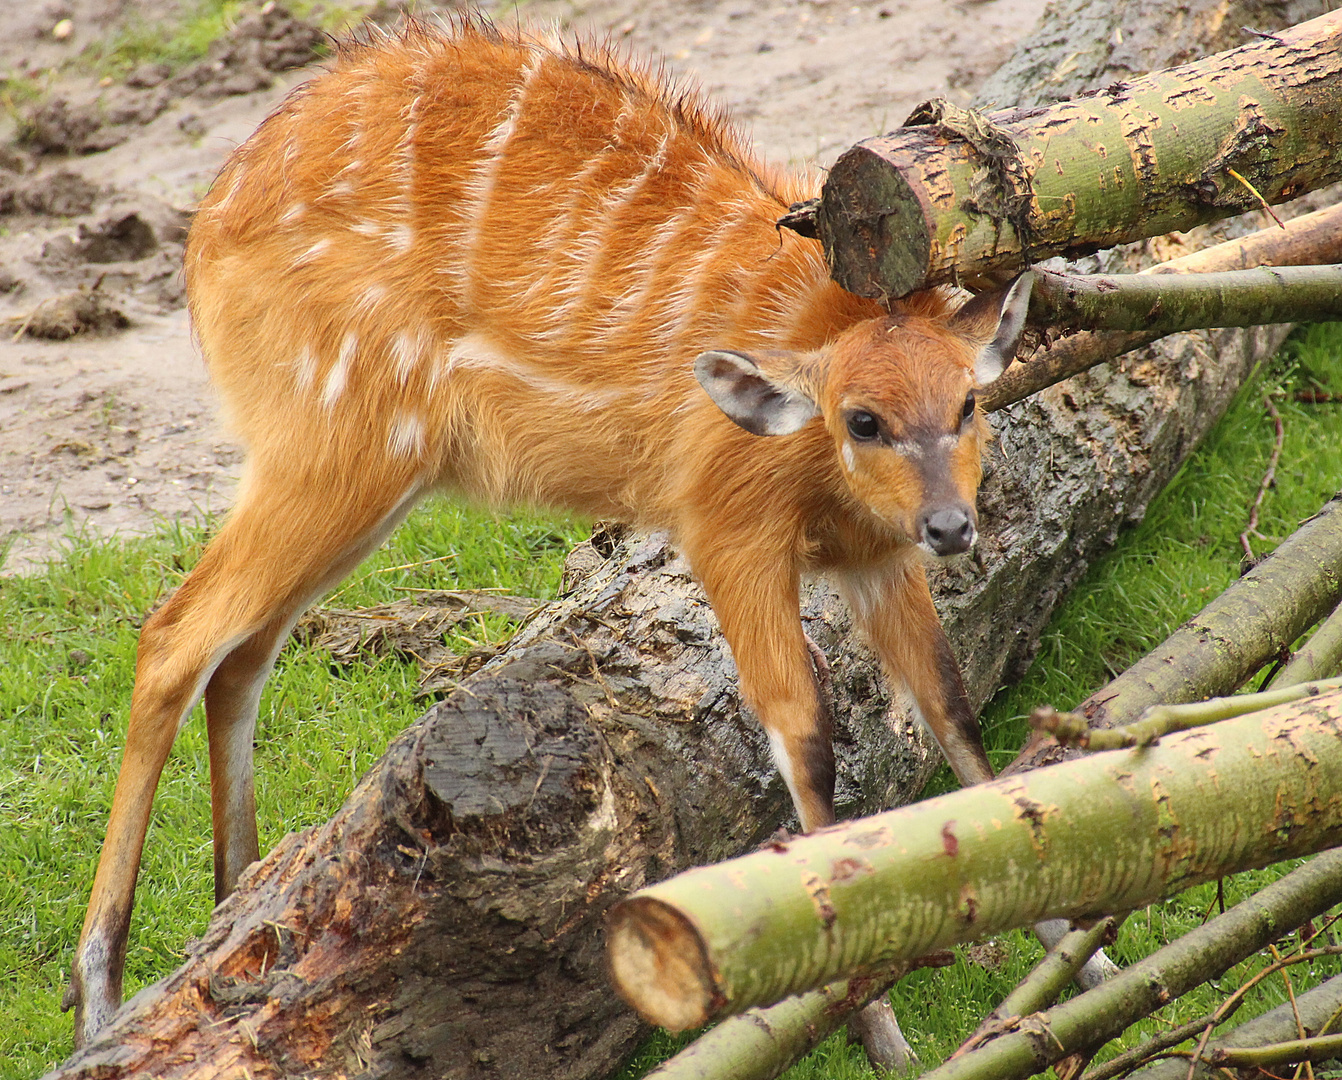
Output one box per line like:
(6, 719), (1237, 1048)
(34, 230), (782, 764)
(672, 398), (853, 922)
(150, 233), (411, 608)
(817, 9), (1342, 297)
(607, 691), (1342, 1028)
(46, 0), (1331, 1077)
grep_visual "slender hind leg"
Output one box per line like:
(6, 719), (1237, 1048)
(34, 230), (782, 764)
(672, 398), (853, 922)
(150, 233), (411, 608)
(66, 458), (420, 1046)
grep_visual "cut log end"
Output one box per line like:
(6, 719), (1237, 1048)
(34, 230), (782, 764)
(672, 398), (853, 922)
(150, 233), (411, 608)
(607, 896), (720, 1031)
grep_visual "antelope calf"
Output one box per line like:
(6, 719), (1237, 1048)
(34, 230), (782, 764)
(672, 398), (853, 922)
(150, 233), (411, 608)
(66, 17), (1032, 1056)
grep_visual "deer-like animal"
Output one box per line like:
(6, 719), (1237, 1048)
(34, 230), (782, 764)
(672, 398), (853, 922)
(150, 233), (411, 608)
(66, 17), (1033, 1055)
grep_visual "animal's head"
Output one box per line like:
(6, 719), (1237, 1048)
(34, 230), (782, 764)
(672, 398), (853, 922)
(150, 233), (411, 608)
(695, 273), (1032, 557)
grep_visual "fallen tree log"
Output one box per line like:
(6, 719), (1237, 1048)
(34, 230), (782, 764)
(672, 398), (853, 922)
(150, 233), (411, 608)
(46, 0), (1336, 1076)
(606, 690), (1342, 1027)
(815, 8), (1342, 298)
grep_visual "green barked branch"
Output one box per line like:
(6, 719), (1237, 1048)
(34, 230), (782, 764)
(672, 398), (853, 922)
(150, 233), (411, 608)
(607, 688), (1342, 1029)
(1026, 265), (1342, 334)
(812, 10), (1342, 297)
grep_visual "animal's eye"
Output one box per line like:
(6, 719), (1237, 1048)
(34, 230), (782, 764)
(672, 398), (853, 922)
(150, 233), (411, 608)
(962, 392), (976, 420)
(846, 410), (879, 441)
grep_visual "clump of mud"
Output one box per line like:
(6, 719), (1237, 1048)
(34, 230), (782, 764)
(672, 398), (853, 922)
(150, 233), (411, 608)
(8, 286), (131, 339)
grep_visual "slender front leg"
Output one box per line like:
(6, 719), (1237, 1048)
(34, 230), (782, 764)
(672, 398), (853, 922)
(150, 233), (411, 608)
(839, 557), (993, 786)
(687, 537), (922, 1070)
(689, 545), (836, 831)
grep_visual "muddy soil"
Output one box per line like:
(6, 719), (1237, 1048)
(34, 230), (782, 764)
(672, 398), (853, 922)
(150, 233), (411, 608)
(0, 0), (1046, 573)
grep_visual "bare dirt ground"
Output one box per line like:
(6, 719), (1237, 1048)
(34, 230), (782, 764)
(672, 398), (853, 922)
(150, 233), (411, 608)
(0, 0), (1047, 573)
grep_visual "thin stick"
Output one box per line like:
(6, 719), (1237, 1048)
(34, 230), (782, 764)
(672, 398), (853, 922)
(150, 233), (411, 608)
(1228, 167), (1287, 228)
(1030, 677), (1342, 751)
(1241, 394), (1285, 566)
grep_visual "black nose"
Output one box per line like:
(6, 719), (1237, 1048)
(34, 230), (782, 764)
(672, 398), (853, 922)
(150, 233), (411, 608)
(920, 507), (975, 555)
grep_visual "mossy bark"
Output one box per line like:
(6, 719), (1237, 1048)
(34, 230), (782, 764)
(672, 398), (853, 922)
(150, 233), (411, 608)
(817, 10), (1342, 298)
(1027, 264), (1342, 334)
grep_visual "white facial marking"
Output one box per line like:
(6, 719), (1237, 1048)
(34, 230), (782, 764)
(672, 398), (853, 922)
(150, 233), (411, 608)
(322, 332), (357, 409)
(841, 442), (856, 472)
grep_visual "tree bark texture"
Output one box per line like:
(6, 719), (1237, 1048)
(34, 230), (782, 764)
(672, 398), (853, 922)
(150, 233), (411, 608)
(817, 7), (1342, 297)
(46, 0), (1334, 1077)
(607, 691), (1342, 1027)
(980, 201), (1342, 412)
(1011, 494), (1342, 772)
(1027, 265), (1342, 334)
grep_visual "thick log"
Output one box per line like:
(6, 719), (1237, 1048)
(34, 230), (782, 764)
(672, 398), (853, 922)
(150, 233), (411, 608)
(816, 10), (1342, 298)
(46, 0), (1332, 1077)
(607, 691), (1342, 1027)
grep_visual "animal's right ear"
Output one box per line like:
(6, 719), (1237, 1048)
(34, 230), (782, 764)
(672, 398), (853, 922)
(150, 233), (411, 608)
(694, 350), (820, 437)
(949, 271), (1035, 386)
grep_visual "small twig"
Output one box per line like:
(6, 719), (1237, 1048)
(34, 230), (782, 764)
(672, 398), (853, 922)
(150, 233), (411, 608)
(1030, 677), (1342, 750)
(1227, 168), (1287, 228)
(1241, 25), (1288, 43)
(1241, 394), (1285, 566)
(1208, 1031), (1342, 1069)
(958, 919), (1117, 1056)
(1179, 948), (1342, 1080)
(1082, 1011), (1228, 1080)
(1269, 944), (1312, 1080)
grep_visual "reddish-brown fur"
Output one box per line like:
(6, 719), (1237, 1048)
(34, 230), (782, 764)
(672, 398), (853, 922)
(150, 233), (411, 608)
(66, 17), (1028, 1045)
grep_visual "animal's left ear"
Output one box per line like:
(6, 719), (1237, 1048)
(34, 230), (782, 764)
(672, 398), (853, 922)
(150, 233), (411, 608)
(948, 271), (1034, 386)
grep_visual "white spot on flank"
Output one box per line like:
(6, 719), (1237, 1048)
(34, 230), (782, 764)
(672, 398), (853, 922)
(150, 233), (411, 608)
(293, 345), (317, 389)
(323, 332), (357, 408)
(841, 442), (856, 472)
(388, 412), (425, 459)
(391, 329), (427, 385)
(386, 222), (414, 253)
(294, 237), (331, 267)
(355, 283), (387, 316)
(280, 201), (306, 224)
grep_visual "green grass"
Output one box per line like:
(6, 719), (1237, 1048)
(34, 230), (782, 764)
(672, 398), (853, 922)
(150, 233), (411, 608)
(0, 501), (587, 1079)
(79, 0), (363, 81)
(4, 325), (1342, 1078)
